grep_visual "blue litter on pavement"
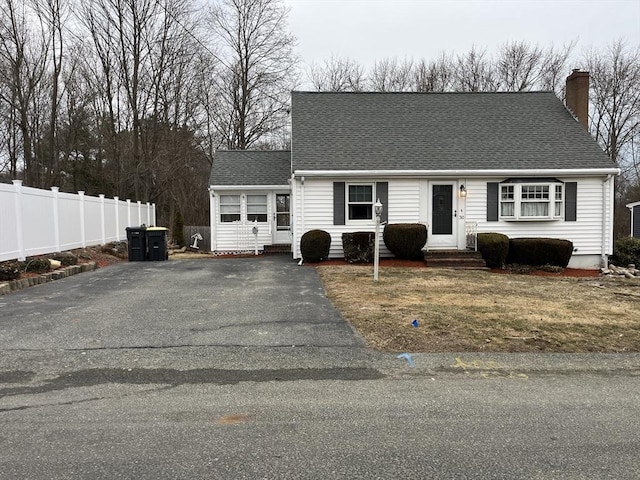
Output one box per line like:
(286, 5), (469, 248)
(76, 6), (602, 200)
(397, 353), (415, 368)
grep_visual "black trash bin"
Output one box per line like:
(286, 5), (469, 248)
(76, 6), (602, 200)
(126, 226), (147, 261)
(146, 227), (168, 261)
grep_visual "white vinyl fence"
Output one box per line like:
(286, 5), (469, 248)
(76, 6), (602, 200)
(0, 180), (156, 262)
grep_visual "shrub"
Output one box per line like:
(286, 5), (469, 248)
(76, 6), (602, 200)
(172, 210), (185, 247)
(383, 223), (428, 260)
(300, 229), (331, 262)
(477, 232), (509, 268)
(0, 261), (21, 281)
(613, 237), (640, 267)
(506, 238), (573, 268)
(21, 258), (52, 273)
(51, 253), (78, 266)
(342, 232), (374, 263)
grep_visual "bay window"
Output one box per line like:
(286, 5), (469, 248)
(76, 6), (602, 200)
(499, 181), (564, 220)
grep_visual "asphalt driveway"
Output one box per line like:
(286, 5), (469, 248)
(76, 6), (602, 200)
(0, 256), (365, 350)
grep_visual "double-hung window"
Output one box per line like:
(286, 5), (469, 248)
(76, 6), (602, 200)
(348, 184), (373, 221)
(247, 194), (268, 222)
(499, 181), (564, 221)
(219, 195), (240, 222)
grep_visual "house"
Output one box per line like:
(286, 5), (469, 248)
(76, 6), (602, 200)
(209, 70), (619, 269)
(627, 201), (640, 238)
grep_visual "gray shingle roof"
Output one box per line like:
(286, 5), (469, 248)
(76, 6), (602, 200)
(209, 150), (291, 186)
(291, 91), (615, 172)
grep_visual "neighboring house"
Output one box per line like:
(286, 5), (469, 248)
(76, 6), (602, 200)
(627, 201), (640, 238)
(209, 70), (619, 269)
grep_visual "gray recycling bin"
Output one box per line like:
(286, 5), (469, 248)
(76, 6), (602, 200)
(125, 226), (147, 261)
(146, 227), (168, 261)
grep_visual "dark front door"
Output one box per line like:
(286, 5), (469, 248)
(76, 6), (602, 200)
(432, 185), (453, 235)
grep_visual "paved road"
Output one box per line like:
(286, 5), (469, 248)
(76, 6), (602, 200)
(1, 257), (639, 479)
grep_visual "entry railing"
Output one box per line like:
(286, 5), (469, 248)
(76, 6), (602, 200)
(465, 222), (478, 251)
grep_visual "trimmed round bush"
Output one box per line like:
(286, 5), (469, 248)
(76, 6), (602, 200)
(342, 232), (374, 263)
(477, 232), (509, 268)
(506, 237), (573, 268)
(383, 223), (428, 260)
(613, 237), (640, 267)
(300, 229), (331, 262)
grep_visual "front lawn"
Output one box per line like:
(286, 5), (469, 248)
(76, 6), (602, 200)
(316, 266), (640, 353)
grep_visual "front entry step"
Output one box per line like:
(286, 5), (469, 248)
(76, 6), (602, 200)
(424, 250), (488, 270)
(263, 244), (291, 254)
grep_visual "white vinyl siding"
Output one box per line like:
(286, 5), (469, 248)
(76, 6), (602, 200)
(292, 178), (421, 259)
(465, 177), (613, 259)
(210, 191), (278, 252)
(292, 175), (614, 269)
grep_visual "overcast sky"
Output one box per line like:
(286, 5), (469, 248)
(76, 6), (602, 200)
(283, 0), (640, 85)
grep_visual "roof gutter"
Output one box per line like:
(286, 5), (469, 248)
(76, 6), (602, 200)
(209, 184), (290, 191)
(293, 168), (620, 178)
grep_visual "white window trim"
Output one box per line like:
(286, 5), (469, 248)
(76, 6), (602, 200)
(246, 194), (269, 223)
(219, 194), (241, 223)
(346, 183), (375, 224)
(217, 192), (271, 224)
(499, 182), (564, 221)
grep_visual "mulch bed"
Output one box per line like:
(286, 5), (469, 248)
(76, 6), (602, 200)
(308, 258), (600, 277)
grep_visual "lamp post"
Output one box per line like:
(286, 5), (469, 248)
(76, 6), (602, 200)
(374, 199), (383, 282)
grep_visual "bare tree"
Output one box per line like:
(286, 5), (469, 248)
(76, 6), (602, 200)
(413, 53), (454, 92)
(495, 41), (546, 91)
(308, 55), (366, 92)
(32, 0), (68, 187)
(584, 40), (640, 239)
(585, 40), (640, 168)
(0, 0), (49, 184)
(453, 46), (496, 92)
(369, 57), (414, 91)
(539, 42), (575, 94)
(207, 0), (298, 149)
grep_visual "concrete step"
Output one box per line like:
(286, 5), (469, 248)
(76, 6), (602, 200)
(263, 244), (291, 254)
(424, 250), (488, 270)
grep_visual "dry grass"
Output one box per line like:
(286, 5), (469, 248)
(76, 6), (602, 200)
(316, 266), (640, 353)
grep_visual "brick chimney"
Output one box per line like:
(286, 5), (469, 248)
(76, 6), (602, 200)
(565, 69), (589, 130)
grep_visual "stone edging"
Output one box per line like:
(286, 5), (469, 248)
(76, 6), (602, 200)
(0, 262), (98, 296)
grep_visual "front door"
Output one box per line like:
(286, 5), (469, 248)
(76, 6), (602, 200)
(429, 183), (457, 249)
(274, 193), (291, 244)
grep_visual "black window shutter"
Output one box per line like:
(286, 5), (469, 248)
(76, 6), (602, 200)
(333, 182), (345, 225)
(487, 183), (499, 221)
(634, 206), (640, 238)
(376, 182), (388, 223)
(565, 182), (577, 222)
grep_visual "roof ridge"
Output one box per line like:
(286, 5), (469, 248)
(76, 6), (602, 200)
(291, 90), (555, 95)
(214, 149), (291, 153)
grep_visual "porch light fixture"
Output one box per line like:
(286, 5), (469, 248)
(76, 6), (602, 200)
(374, 199), (383, 282)
(459, 185), (467, 197)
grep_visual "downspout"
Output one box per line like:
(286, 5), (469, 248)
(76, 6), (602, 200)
(300, 176), (305, 257)
(601, 174), (613, 268)
(208, 187), (216, 252)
